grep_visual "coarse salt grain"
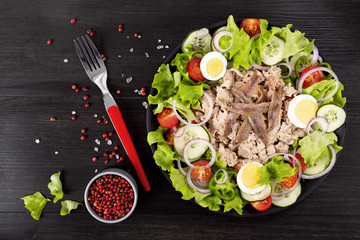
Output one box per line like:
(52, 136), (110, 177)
(95, 169), (98, 173)
(129, 48), (134, 52)
(165, 45), (169, 49)
(115, 154), (120, 159)
(35, 139), (40, 144)
(95, 139), (100, 145)
(163, 55), (166, 59)
(126, 77), (133, 83)
(55, 151), (59, 155)
(72, 111), (76, 115)
(63, 59), (68, 63)
(157, 45), (164, 49)
(94, 147), (99, 152)
(145, 52), (149, 58)
(121, 74), (124, 77)
(118, 55), (121, 58)
(107, 140), (112, 145)
(158, 39), (162, 43)
(134, 89), (138, 93)
(127, 36), (129, 39)
(94, 114), (98, 117)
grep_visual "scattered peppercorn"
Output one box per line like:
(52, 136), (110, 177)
(50, 117), (57, 122)
(109, 155), (113, 159)
(87, 29), (92, 34)
(141, 91), (146, 96)
(72, 84), (77, 90)
(134, 33), (139, 38)
(103, 152), (108, 157)
(118, 28), (123, 32)
(111, 151), (116, 156)
(82, 86), (88, 91)
(47, 40), (52, 45)
(75, 88), (80, 93)
(71, 116), (77, 120)
(117, 159), (121, 163)
(70, 18), (76, 24)
(81, 128), (87, 133)
(104, 119), (109, 124)
(114, 146), (119, 150)
(103, 133), (108, 138)
(118, 24), (123, 28)
(85, 103), (90, 108)
(83, 95), (89, 101)
(97, 119), (102, 124)
(89, 31), (95, 37)
(105, 137), (110, 142)
(119, 156), (124, 162)
(92, 157), (98, 162)
(81, 135), (86, 140)
(104, 160), (109, 164)
(116, 90), (121, 95)
(108, 131), (114, 137)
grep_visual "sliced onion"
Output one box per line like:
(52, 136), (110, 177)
(317, 55), (323, 63)
(310, 45), (319, 66)
(172, 91), (213, 126)
(174, 127), (185, 138)
(306, 116), (329, 136)
(177, 156), (187, 176)
(285, 57), (290, 65)
(302, 145), (337, 179)
(196, 28), (209, 38)
(261, 152), (288, 163)
(214, 169), (229, 185)
(297, 66), (339, 102)
(212, 30), (234, 53)
(186, 167), (211, 194)
(293, 144), (298, 155)
(183, 138), (216, 170)
(277, 62), (293, 79)
(252, 33), (261, 40)
(251, 63), (270, 71)
(271, 153), (302, 199)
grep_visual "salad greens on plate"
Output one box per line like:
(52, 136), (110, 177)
(147, 15), (346, 215)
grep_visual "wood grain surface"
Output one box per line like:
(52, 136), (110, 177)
(0, 0), (359, 239)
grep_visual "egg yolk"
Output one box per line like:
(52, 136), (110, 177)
(206, 58), (223, 77)
(241, 163), (261, 189)
(295, 99), (318, 124)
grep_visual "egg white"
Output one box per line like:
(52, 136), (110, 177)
(287, 94), (318, 128)
(237, 162), (266, 195)
(200, 51), (227, 81)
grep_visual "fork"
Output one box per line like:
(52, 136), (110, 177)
(74, 35), (151, 192)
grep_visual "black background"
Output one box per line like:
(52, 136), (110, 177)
(0, 0), (359, 239)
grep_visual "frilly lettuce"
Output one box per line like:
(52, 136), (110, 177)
(21, 192), (50, 220)
(303, 79), (346, 107)
(60, 200), (83, 216)
(48, 171), (63, 203)
(258, 156), (298, 185)
(297, 131), (342, 166)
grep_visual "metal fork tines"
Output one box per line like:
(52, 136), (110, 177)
(73, 35), (106, 81)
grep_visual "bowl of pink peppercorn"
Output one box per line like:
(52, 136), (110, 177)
(84, 168), (138, 223)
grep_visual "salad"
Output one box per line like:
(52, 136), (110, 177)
(147, 15), (346, 215)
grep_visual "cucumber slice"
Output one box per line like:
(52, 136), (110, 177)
(182, 29), (212, 53)
(271, 180), (301, 207)
(173, 125), (210, 161)
(241, 184), (272, 202)
(303, 156), (328, 175)
(316, 104), (346, 132)
(261, 36), (285, 65)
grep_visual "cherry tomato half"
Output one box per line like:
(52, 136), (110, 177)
(164, 126), (180, 146)
(191, 160), (212, 181)
(250, 196), (272, 211)
(188, 57), (205, 81)
(290, 153), (308, 173)
(301, 66), (323, 88)
(157, 108), (179, 129)
(279, 174), (297, 189)
(240, 18), (261, 37)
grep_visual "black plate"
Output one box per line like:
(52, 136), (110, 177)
(146, 19), (346, 217)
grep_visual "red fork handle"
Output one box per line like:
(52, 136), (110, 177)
(107, 105), (151, 192)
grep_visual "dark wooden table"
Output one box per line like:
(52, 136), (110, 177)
(0, 0), (359, 239)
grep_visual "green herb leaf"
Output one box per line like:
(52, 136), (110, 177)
(60, 200), (83, 216)
(302, 80), (346, 107)
(258, 157), (298, 185)
(21, 192), (50, 220)
(169, 166), (194, 200)
(48, 171), (63, 203)
(223, 189), (244, 215)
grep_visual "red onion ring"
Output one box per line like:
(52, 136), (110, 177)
(183, 138), (216, 170)
(174, 127), (185, 138)
(317, 55), (323, 63)
(293, 144), (298, 155)
(285, 57), (290, 65)
(277, 62), (293, 79)
(177, 156), (187, 176)
(214, 169), (229, 185)
(306, 116), (329, 136)
(271, 153), (302, 199)
(252, 33), (261, 40)
(196, 28), (209, 38)
(261, 152), (288, 163)
(186, 167), (212, 194)
(251, 63), (270, 71)
(297, 66), (339, 102)
(310, 45), (319, 66)
(302, 144), (337, 179)
(172, 91), (213, 126)
(212, 30), (234, 53)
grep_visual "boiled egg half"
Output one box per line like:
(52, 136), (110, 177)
(287, 94), (318, 128)
(200, 51), (227, 81)
(237, 162), (266, 194)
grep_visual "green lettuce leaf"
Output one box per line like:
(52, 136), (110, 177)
(175, 82), (204, 109)
(277, 24), (313, 59)
(302, 79), (346, 107)
(258, 157), (298, 185)
(223, 189), (244, 215)
(169, 166), (194, 200)
(21, 192), (50, 220)
(196, 193), (222, 211)
(223, 15), (253, 69)
(48, 171), (63, 203)
(166, 97), (196, 120)
(147, 126), (177, 171)
(297, 131), (342, 166)
(60, 200), (82, 216)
